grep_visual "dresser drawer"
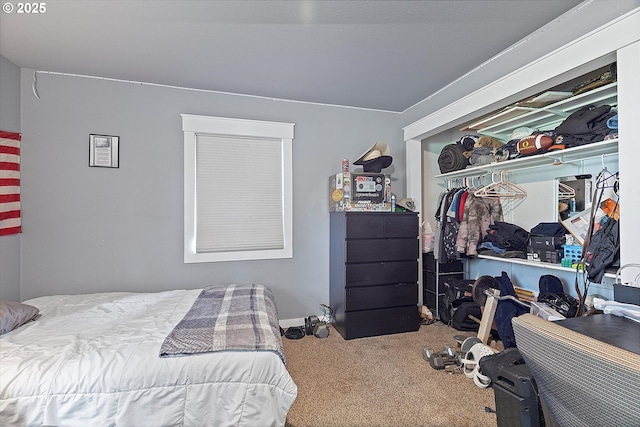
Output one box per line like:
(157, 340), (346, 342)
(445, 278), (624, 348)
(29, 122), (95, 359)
(345, 213), (417, 239)
(346, 261), (417, 287)
(346, 283), (417, 311)
(345, 214), (385, 238)
(346, 239), (418, 263)
(423, 251), (464, 273)
(382, 214), (419, 238)
(423, 271), (464, 293)
(341, 305), (420, 339)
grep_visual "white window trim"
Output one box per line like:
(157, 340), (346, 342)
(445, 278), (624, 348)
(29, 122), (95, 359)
(182, 114), (294, 263)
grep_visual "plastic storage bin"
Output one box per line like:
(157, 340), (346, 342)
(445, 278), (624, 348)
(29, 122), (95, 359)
(614, 264), (640, 305)
(562, 245), (582, 262)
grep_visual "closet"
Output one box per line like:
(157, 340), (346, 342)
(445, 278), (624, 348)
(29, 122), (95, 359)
(403, 9), (640, 304)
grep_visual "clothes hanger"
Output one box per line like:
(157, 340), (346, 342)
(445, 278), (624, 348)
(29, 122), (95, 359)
(558, 182), (576, 200)
(474, 174), (487, 191)
(595, 155), (619, 190)
(596, 169), (619, 190)
(470, 175), (484, 191)
(474, 171), (527, 200)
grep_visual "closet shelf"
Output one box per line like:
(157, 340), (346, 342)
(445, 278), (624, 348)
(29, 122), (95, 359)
(464, 82), (618, 139)
(435, 138), (618, 180)
(476, 254), (616, 279)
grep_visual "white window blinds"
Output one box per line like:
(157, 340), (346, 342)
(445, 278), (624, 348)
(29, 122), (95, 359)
(195, 134), (284, 253)
(182, 114), (294, 263)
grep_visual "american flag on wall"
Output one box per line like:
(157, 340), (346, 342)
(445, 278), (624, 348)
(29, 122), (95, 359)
(0, 130), (22, 236)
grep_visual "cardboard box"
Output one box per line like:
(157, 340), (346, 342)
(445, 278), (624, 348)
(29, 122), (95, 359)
(329, 172), (391, 212)
(561, 206), (608, 246)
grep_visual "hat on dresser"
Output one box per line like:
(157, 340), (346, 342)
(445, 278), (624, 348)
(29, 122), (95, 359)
(396, 198), (417, 212)
(353, 142), (393, 173)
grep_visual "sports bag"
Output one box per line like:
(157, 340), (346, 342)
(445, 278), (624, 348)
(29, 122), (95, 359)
(451, 300), (482, 331)
(438, 278), (478, 329)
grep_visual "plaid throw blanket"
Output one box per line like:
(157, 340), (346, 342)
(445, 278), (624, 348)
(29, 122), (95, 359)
(159, 284), (285, 363)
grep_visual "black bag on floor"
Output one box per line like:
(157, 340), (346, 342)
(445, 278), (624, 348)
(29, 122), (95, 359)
(439, 278), (480, 331)
(451, 300), (482, 331)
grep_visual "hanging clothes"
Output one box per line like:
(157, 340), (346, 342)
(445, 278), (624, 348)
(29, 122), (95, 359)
(432, 189), (448, 261)
(444, 188), (469, 261)
(456, 193), (503, 256)
(435, 187), (462, 263)
(585, 205), (620, 283)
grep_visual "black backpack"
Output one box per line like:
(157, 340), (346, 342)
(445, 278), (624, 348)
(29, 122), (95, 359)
(439, 278), (481, 331)
(554, 104), (616, 147)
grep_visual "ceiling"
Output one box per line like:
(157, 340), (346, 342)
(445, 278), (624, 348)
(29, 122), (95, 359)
(0, 1), (585, 112)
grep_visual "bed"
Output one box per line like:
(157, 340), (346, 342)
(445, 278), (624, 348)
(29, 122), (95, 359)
(0, 284), (297, 427)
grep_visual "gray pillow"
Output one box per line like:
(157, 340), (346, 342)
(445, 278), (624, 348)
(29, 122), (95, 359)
(0, 300), (40, 335)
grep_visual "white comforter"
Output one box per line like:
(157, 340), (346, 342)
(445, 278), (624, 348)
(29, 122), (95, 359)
(0, 290), (297, 427)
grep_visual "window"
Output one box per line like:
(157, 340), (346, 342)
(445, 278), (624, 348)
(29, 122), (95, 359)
(182, 114), (294, 263)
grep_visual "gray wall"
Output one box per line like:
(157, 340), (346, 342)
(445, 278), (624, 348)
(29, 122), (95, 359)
(19, 70), (402, 319)
(0, 55), (21, 302)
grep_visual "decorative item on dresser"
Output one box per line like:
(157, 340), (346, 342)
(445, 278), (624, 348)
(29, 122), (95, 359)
(330, 211), (421, 339)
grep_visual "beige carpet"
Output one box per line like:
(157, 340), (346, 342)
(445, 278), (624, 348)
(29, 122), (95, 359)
(283, 322), (500, 427)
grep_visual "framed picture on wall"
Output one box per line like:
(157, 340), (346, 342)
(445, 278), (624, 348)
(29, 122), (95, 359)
(89, 134), (119, 168)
